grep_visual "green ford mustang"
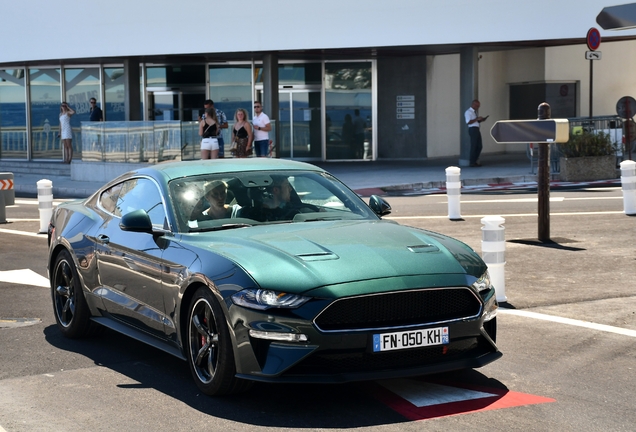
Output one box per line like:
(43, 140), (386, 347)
(47, 158), (500, 396)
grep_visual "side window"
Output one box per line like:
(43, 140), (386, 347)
(99, 183), (122, 214)
(116, 178), (167, 228)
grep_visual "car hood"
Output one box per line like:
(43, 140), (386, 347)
(187, 220), (485, 294)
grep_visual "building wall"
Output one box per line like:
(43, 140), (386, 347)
(546, 40), (636, 118)
(377, 55), (428, 159)
(426, 54), (460, 158)
(425, 48), (548, 158)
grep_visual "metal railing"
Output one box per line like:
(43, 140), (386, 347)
(80, 120), (278, 162)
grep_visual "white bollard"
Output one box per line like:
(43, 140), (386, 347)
(620, 160), (636, 215)
(445, 166), (462, 220)
(481, 216), (507, 303)
(37, 179), (53, 233)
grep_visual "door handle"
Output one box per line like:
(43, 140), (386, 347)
(97, 234), (110, 244)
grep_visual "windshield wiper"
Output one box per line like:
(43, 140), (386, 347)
(190, 223), (253, 232)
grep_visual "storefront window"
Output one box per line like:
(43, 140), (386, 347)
(325, 62), (372, 160)
(254, 63), (321, 86)
(209, 66), (253, 121)
(64, 67), (100, 159)
(105, 67), (126, 121)
(0, 69), (27, 159)
(30, 68), (61, 160)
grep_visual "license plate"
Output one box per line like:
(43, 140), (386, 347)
(372, 327), (449, 352)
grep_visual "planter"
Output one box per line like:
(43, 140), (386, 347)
(558, 155), (617, 182)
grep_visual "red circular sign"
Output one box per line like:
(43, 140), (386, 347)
(587, 27), (601, 51)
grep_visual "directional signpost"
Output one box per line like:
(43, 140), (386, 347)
(597, 3), (636, 30)
(490, 104), (569, 241)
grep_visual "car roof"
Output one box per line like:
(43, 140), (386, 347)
(135, 159), (327, 181)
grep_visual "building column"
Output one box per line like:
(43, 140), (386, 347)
(459, 47), (478, 167)
(124, 57), (141, 121)
(262, 53), (279, 155)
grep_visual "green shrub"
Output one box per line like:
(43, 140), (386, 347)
(559, 130), (617, 158)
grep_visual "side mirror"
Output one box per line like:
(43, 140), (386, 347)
(368, 195), (392, 217)
(120, 209), (154, 233)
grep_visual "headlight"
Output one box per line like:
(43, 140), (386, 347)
(231, 289), (310, 310)
(472, 270), (492, 292)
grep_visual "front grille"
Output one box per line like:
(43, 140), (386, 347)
(285, 338), (481, 376)
(314, 287), (481, 332)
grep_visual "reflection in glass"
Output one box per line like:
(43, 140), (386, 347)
(105, 67), (126, 122)
(209, 66), (252, 121)
(65, 67), (100, 160)
(254, 63), (321, 86)
(30, 68), (62, 160)
(0, 69), (27, 159)
(325, 62), (372, 160)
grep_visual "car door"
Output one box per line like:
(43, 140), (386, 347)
(94, 177), (172, 338)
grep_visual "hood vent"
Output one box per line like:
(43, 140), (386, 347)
(296, 252), (339, 262)
(407, 244), (439, 253)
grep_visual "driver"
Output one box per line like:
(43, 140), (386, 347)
(261, 176), (298, 221)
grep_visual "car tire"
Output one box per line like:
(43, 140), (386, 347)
(51, 249), (94, 338)
(187, 287), (252, 396)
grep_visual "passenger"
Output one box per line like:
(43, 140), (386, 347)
(190, 180), (232, 220)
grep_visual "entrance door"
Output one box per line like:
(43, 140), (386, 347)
(278, 90), (322, 159)
(147, 90), (205, 121)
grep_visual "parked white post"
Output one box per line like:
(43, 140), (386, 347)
(481, 216), (507, 303)
(445, 166), (462, 220)
(37, 179), (53, 233)
(620, 160), (636, 215)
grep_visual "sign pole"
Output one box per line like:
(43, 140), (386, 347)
(537, 103), (551, 242)
(589, 59), (593, 118)
(627, 101), (633, 161)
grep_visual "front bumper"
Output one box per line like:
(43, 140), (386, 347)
(228, 285), (500, 383)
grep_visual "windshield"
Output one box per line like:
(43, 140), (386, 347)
(168, 170), (379, 233)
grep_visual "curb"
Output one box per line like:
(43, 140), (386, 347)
(355, 178), (621, 197)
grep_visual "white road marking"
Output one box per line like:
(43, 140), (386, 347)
(6, 218), (40, 222)
(458, 196), (622, 204)
(387, 210), (625, 220)
(499, 308), (636, 338)
(0, 228), (46, 238)
(13, 199), (71, 205)
(0, 269), (50, 288)
(378, 379), (497, 407)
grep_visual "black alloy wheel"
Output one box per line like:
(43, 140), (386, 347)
(187, 287), (252, 396)
(51, 250), (93, 338)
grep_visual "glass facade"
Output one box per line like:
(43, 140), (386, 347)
(0, 69), (26, 159)
(209, 65), (253, 124)
(325, 62), (373, 160)
(0, 60), (376, 162)
(30, 68), (62, 160)
(105, 67), (126, 121)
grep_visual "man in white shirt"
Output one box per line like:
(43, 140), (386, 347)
(252, 102), (271, 157)
(464, 99), (487, 167)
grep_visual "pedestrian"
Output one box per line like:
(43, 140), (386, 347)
(89, 97), (103, 121)
(199, 107), (219, 159)
(252, 101), (271, 157)
(209, 100), (228, 158)
(59, 102), (75, 163)
(464, 99), (487, 167)
(352, 109), (366, 159)
(231, 108), (253, 158)
(341, 113), (354, 150)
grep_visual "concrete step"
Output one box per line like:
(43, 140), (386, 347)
(0, 161), (71, 177)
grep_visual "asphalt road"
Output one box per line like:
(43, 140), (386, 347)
(0, 187), (634, 431)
